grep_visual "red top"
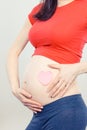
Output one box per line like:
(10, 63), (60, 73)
(28, 0), (87, 63)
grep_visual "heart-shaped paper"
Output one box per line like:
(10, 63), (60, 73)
(38, 71), (53, 85)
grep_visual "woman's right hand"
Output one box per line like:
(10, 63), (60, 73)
(12, 87), (43, 113)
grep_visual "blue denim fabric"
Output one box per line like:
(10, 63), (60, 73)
(25, 94), (87, 130)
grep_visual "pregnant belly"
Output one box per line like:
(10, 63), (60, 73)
(22, 55), (80, 105)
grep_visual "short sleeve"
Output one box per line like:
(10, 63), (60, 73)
(28, 3), (42, 25)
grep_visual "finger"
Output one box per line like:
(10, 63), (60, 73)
(51, 81), (66, 98)
(60, 86), (69, 97)
(50, 80), (64, 96)
(57, 76), (75, 97)
(19, 94), (43, 107)
(53, 80), (73, 98)
(27, 99), (43, 107)
(27, 106), (42, 112)
(59, 83), (73, 97)
(24, 103), (43, 109)
(23, 99), (43, 107)
(49, 80), (63, 96)
(47, 75), (61, 92)
(20, 88), (32, 98)
(33, 111), (37, 114)
(48, 64), (61, 69)
(60, 78), (75, 97)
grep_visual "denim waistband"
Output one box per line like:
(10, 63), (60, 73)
(34, 94), (86, 117)
(43, 94), (81, 108)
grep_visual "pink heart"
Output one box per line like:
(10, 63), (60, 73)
(38, 71), (53, 85)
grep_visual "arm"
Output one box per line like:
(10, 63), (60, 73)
(6, 18), (30, 93)
(6, 18), (43, 113)
(76, 61), (87, 74)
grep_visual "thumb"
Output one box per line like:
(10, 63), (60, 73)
(22, 86), (32, 98)
(48, 63), (61, 69)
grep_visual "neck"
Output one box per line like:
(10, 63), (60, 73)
(58, 0), (74, 7)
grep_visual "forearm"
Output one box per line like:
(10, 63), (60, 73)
(6, 51), (20, 92)
(75, 61), (87, 75)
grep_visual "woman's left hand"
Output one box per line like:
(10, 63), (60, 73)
(47, 63), (80, 98)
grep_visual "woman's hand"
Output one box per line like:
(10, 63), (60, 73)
(12, 87), (43, 113)
(47, 63), (80, 98)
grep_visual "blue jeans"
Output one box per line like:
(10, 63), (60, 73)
(25, 94), (87, 130)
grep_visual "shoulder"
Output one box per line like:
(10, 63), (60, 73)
(27, 3), (43, 25)
(29, 3), (43, 18)
(31, 3), (43, 13)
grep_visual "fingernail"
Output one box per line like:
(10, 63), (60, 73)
(34, 112), (37, 114)
(29, 95), (32, 98)
(41, 106), (43, 109)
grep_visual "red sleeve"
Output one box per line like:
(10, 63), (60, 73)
(28, 3), (42, 25)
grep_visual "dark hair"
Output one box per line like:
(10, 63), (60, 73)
(34, 0), (58, 21)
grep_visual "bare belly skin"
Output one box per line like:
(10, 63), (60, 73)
(22, 55), (80, 105)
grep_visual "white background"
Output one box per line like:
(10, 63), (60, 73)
(0, 0), (87, 129)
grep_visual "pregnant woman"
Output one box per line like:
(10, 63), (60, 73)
(7, 0), (87, 129)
